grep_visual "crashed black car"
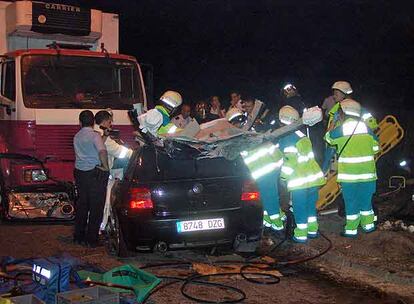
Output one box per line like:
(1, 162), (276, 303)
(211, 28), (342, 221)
(105, 142), (263, 257)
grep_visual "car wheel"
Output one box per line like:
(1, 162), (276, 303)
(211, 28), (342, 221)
(105, 207), (130, 257)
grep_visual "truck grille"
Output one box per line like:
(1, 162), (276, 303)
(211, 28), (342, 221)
(35, 125), (79, 161)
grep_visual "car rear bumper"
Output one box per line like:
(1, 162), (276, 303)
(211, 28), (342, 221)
(119, 203), (263, 250)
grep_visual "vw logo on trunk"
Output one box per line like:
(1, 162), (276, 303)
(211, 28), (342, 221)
(192, 183), (203, 194)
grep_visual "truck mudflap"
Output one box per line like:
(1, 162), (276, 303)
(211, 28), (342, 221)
(317, 115), (405, 210)
(0, 153), (75, 221)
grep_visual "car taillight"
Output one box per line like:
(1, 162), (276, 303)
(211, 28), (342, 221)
(241, 180), (260, 201)
(129, 187), (154, 209)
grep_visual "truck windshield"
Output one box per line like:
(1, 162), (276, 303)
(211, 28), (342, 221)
(21, 54), (143, 109)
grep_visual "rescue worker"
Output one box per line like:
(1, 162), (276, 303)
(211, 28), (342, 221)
(94, 110), (133, 232)
(278, 106), (326, 242)
(325, 99), (379, 237)
(327, 81), (378, 131)
(138, 90), (183, 136)
(241, 96), (268, 131)
(226, 108), (247, 128)
(323, 81), (378, 173)
(281, 83), (307, 114)
(327, 81), (353, 131)
(241, 141), (285, 232)
(231, 106), (285, 232)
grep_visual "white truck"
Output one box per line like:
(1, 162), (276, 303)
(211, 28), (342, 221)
(0, 0), (147, 220)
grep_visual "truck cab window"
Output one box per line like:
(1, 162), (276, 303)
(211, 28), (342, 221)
(1, 61), (16, 101)
(21, 55), (143, 109)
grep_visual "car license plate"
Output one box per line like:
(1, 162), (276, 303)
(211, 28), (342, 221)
(176, 218), (225, 233)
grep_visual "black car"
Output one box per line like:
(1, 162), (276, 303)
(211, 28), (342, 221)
(105, 143), (263, 257)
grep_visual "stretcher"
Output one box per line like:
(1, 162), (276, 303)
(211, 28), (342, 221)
(316, 115), (404, 210)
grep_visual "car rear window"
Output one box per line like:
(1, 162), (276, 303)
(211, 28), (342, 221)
(131, 146), (249, 181)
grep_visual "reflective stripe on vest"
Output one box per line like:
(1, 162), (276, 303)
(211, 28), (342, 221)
(337, 173), (376, 181)
(298, 152), (315, 163)
(362, 113), (373, 120)
(338, 155), (374, 163)
(281, 166), (294, 175)
(251, 159), (283, 180)
(345, 111), (361, 118)
(244, 144), (279, 165)
(342, 121), (368, 136)
(283, 146), (298, 153)
(287, 172), (324, 188)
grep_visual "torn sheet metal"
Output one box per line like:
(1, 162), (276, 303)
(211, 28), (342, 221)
(163, 106), (322, 160)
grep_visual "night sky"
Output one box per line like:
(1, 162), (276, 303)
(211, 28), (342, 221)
(51, 0), (414, 117)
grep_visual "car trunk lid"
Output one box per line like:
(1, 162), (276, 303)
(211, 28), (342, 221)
(133, 146), (250, 217)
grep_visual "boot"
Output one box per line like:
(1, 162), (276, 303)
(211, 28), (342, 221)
(270, 213), (284, 231)
(292, 223), (308, 243)
(263, 211), (272, 228)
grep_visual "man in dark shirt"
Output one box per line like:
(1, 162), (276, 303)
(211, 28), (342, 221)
(73, 110), (109, 247)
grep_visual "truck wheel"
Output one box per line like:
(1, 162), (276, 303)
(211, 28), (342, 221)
(105, 208), (130, 258)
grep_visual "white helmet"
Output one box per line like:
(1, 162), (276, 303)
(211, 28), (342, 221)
(226, 108), (246, 124)
(279, 105), (300, 125)
(160, 90), (183, 113)
(332, 81), (353, 95)
(340, 99), (361, 117)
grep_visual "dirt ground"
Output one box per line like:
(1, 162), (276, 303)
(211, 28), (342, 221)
(0, 223), (409, 304)
(1, 190), (413, 303)
(266, 190), (414, 304)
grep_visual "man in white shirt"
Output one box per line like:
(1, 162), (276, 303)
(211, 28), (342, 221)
(94, 110), (133, 232)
